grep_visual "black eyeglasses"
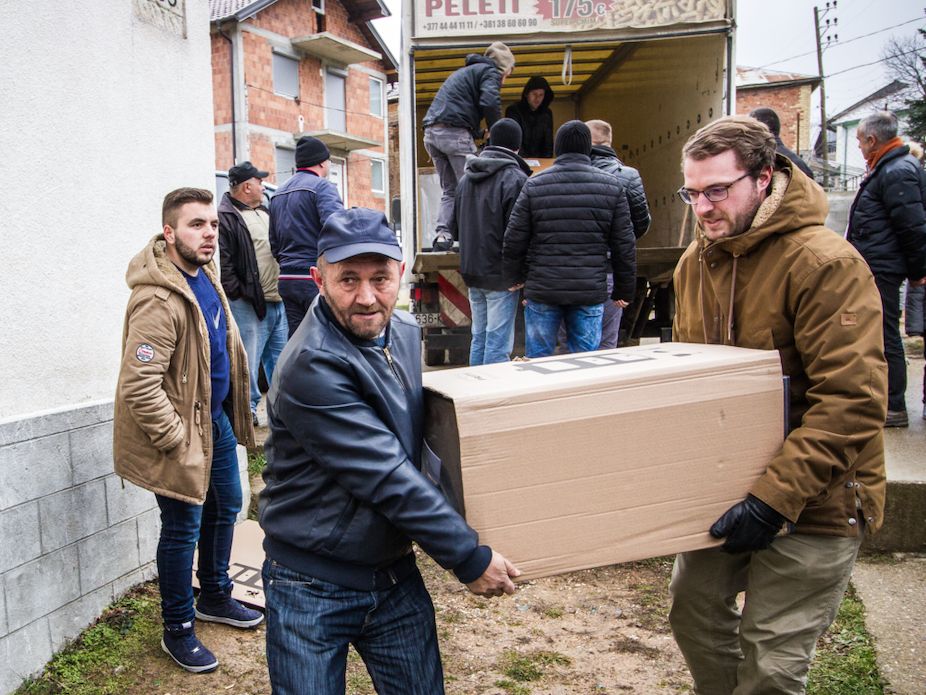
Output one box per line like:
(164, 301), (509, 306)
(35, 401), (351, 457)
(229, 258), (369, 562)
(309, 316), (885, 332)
(677, 173), (751, 205)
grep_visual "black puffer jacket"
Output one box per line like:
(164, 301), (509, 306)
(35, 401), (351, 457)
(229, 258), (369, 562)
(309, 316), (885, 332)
(218, 193), (268, 319)
(590, 145), (651, 239)
(848, 145), (926, 280)
(260, 298), (491, 591)
(451, 147), (531, 290)
(422, 55), (503, 139)
(503, 152), (636, 305)
(504, 76), (554, 158)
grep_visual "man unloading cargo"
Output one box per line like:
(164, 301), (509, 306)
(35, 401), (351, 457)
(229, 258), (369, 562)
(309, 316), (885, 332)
(668, 115), (887, 694)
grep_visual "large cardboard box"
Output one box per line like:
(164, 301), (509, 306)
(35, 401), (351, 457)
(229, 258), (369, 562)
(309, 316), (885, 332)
(423, 343), (785, 580)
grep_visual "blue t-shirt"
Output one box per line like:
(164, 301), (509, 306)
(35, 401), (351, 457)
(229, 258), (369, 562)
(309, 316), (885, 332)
(181, 269), (230, 420)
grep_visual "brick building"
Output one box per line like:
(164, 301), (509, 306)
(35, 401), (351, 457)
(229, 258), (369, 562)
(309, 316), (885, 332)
(210, 0), (397, 211)
(736, 66), (821, 157)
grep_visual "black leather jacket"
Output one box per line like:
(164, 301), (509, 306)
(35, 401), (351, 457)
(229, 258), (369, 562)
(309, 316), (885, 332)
(422, 54), (503, 138)
(848, 145), (926, 280)
(218, 193), (268, 319)
(260, 297), (491, 590)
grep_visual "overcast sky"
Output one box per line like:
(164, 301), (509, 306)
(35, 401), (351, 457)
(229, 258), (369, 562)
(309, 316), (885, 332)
(371, 0), (925, 128)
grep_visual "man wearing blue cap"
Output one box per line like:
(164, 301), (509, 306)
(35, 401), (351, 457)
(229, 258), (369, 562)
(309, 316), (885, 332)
(259, 207), (521, 695)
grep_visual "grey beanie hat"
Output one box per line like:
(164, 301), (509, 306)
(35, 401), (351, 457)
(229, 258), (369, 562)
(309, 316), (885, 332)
(484, 42), (515, 73)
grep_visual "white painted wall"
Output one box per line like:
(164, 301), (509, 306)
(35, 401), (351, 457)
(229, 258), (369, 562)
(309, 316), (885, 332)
(0, 1), (215, 420)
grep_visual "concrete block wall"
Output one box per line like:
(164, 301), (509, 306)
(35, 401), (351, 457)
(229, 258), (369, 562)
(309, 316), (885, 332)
(0, 402), (250, 694)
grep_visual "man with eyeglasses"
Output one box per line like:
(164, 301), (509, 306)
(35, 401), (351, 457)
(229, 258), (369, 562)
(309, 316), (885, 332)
(667, 115), (887, 694)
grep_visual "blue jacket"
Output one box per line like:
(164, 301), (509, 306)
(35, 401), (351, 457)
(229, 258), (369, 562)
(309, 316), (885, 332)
(260, 297), (491, 590)
(269, 171), (343, 274)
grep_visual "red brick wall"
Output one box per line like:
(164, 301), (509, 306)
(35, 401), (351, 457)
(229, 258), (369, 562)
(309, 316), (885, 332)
(215, 132), (234, 172)
(736, 84), (814, 153)
(249, 0), (316, 37)
(211, 34), (232, 126)
(388, 98), (400, 200)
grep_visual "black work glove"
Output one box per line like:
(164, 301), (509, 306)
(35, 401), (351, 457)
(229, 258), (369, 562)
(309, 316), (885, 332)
(709, 494), (786, 554)
(432, 232), (454, 252)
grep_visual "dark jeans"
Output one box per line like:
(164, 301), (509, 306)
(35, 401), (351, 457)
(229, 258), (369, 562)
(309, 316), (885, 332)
(262, 559), (444, 695)
(874, 273), (907, 411)
(279, 276), (319, 339)
(155, 410), (242, 626)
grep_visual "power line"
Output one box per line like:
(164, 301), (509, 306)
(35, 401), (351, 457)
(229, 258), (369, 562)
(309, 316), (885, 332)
(756, 16), (923, 69)
(825, 46), (923, 78)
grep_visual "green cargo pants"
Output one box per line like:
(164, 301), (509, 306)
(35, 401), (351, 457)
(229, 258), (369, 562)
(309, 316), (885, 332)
(668, 532), (863, 694)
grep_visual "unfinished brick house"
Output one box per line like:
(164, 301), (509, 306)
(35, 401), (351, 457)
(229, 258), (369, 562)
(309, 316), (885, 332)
(210, 0), (398, 211)
(736, 66), (821, 160)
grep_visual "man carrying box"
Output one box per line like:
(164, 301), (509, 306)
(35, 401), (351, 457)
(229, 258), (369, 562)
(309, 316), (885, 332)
(669, 115), (887, 694)
(259, 207), (521, 695)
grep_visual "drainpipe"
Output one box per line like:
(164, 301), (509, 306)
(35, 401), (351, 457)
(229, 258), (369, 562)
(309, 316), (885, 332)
(219, 21), (237, 164)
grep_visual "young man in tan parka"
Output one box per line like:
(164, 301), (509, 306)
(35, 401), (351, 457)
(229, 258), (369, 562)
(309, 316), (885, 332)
(113, 188), (260, 674)
(668, 116), (887, 694)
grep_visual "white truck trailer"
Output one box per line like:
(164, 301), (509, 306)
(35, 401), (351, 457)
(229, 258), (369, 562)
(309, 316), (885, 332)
(399, 0), (737, 364)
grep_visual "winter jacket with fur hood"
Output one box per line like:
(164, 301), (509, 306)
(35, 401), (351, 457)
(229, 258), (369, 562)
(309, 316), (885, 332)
(673, 157), (887, 536)
(113, 236), (254, 504)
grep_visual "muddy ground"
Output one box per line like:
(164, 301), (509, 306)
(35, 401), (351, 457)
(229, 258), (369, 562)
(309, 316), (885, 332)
(115, 553), (690, 694)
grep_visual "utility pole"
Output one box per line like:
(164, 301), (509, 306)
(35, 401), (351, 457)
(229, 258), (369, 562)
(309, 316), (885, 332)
(814, 2), (838, 188)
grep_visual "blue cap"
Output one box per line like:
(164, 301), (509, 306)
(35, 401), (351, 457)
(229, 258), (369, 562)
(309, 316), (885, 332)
(318, 208), (403, 263)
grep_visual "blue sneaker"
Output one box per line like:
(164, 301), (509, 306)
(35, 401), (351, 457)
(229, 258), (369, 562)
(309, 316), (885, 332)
(195, 593), (264, 628)
(161, 622), (218, 673)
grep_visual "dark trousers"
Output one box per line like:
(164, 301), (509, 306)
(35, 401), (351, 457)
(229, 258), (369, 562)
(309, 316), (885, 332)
(874, 273), (907, 411)
(279, 277), (319, 339)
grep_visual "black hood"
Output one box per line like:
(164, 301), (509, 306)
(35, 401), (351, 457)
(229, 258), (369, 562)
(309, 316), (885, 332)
(519, 75), (554, 111)
(464, 146), (532, 181)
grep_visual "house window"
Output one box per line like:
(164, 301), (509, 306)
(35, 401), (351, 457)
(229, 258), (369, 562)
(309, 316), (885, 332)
(273, 53), (299, 99)
(276, 147), (296, 183)
(312, 0), (324, 12)
(313, 0), (326, 31)
(369, 77), (384, 118)
(325, 69), (347, 132)
(371, 159), (385, 194)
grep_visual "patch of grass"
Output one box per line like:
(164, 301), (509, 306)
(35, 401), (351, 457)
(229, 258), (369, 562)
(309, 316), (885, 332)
(247, 451), (267, 477)
(16, 584), (162, 695)
(495, 679), (531, 694)
(542, 606), (564, 619)
(498, 649), (571, 683)
(610, 636), (661, 658)
(806, 584), (887, 695)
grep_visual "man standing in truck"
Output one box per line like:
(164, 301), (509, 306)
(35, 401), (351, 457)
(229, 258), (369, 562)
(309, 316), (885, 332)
(669, 115), (886, 694)
(422, 42), (515, 251)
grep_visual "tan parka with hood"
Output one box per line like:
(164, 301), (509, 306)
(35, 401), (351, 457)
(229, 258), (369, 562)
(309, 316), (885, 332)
(673, 157), (887, 536)
(113, 235), (254, 505)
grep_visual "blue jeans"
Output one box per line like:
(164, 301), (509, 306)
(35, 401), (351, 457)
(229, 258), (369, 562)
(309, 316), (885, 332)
(262, 559), (444, 695)
(525, 301), (604, 357)
(279, 276), (319, 339)
(424, 125), (476, 240)
(469, 287), (519, 365)
(230, 299), (288, 413)
(155, 411), (242, 626)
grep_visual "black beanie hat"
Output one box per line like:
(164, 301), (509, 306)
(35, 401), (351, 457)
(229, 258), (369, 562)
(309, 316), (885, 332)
(554, 120), (592, 156)
(489, 118), (522, 152)
(296, 136), (330, 168)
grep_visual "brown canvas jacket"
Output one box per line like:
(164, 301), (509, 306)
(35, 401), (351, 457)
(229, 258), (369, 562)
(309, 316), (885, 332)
(113, 235), (254, 504)
(673, 157), (888, 536)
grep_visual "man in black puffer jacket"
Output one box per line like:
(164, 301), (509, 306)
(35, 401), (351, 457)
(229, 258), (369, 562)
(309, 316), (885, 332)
(848, 110), (926, 428)
(503, 120), (636, 357)
(451, 118), (531, 365)
(422, 42), (515, 251)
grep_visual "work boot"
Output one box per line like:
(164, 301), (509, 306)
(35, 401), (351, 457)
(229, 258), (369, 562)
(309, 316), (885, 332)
(161, 621), (218, 673)
(885, 409), (909, 428)
(195, 592), (264, 628)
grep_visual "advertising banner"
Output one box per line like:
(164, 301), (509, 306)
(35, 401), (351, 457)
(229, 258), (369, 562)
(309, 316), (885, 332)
(414, 0), (727, 39)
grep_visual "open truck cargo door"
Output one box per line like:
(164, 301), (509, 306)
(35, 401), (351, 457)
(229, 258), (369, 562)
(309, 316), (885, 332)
(400, 0), (736, 363)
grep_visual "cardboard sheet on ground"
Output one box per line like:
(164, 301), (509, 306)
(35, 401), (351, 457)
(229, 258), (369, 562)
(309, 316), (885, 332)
(423, 342), (785, 581)
(192, 519), (266, 608)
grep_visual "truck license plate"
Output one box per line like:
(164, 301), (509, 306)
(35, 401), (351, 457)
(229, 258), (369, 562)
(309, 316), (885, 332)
(414, 313), (442, 327)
